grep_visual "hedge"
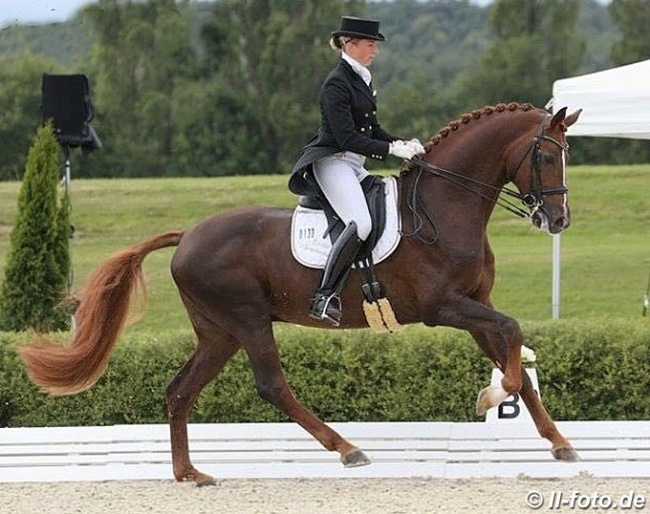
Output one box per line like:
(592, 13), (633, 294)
(0, 319), (648, 427)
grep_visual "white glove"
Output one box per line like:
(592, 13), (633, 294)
(408, 138), (426, 155)
(389, 140), (419, 160)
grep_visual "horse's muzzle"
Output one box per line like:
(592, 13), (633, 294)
(531, 208), (570, 234)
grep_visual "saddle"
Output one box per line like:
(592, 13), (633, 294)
(294, 174), (402, 333)
(298, 174), (388, 261)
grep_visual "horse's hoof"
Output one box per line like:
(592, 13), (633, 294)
(476, 384), (509, 416)
(552, 446), (580, 462)
(476, 389), (490, 416)
(194, 472), (217, 487)
(342, 449), (371, 468)
(175, 467), (217, 487)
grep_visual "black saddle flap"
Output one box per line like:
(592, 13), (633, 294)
(298, 195), (321, 209)
(357, 175), (386, 259)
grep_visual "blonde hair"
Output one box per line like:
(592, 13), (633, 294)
(329, 35), (355, 51)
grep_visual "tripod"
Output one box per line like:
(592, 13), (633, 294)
(61, 144), (74, 293)
(641, 273), (650, 317)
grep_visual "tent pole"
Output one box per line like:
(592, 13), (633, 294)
(552, 234), (561, 319)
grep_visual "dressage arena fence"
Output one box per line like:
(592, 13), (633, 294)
(0, 420), (648, 482)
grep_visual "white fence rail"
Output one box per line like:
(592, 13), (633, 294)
(0, 421), (648, 482)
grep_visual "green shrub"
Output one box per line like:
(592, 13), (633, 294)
(0, 319), (648, 427)
(526, 319), (650, 420)
(0, 123), (71, 331)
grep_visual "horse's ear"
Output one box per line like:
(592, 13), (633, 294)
(549, 107), (568, 129)
(563, 108), (582, 128)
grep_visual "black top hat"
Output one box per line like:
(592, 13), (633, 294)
(332, 16), (385, 42)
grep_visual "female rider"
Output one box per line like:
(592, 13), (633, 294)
(289, 16), (424, 326)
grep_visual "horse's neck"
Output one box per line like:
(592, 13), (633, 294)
(401, 147), (505, 210)
(397, 135), (512, 252)
(398, 171), (487, 254)
(397, 108), (543, 252)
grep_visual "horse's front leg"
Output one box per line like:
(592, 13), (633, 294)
(438, 296), (578, 462)
(471, 333), (578, 461)
(435, 296), (524, 412)
(517, 364), (579, 461)
(474, 316), (523, 415)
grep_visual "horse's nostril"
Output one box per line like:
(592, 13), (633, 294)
(555, 217), (570, 230)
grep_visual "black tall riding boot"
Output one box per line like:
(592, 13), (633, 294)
(309, 222), (364, 326)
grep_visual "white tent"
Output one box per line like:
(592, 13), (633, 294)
(547, 59), (650, 318)
(549, 59), (650, 139)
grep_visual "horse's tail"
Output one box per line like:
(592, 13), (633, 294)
(17, 231), (184, 396)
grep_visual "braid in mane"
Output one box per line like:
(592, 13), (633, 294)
(400, 102), (537, 175)
(423, 102), (535, 152)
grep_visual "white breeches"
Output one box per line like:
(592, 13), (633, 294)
(312, 151), (372, 241)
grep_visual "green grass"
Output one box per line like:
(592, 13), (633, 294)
(1, 166), (649, 335)
(487, 165), (650, 320)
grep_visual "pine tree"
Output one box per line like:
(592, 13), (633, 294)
(0, 123), (71, 332)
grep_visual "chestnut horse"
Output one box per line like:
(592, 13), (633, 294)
(19, 102), (582, 486)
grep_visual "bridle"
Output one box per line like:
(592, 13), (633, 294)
(505, 114), (570, 211)
(403, 114), (570, 243)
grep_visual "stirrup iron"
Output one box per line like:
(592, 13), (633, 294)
(309, 294), (342, 327)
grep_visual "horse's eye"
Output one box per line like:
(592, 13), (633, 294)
(543, 154), (555, 165)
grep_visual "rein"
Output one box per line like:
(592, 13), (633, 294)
(403, 115), (570, 243)
(407, 157), (531, 219)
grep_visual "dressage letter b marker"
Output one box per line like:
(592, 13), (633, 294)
(497, 393), (521, 419)
(485, 368), (539, 424)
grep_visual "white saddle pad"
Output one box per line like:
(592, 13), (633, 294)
(291, 176), (401, 269)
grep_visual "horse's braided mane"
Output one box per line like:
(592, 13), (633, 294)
(422, 102), (536, 153)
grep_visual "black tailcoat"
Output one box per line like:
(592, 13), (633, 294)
(289, 59), (399, 195)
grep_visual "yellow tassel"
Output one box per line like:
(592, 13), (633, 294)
(363, 300), (389, 333)
(363, 297), (403, 334)
(376, 297), (403, 333)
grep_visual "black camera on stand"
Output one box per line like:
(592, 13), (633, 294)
(40, 74), (101, 298)
(41, 73), (102, 155)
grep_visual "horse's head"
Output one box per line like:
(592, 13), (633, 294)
(403, 103), (583, 242)
(509, 107), (582, 234)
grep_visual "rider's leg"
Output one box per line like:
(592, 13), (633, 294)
(309, 221), (363, 325)
(309, 153), (371, 326)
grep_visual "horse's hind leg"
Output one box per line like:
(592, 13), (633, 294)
(239, 319), (370, 467)
(165, 309), (241, 486)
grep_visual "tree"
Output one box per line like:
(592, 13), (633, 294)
(80, 0), (198, 177)
(609, 0), (650, 65)
(200, 0), (364, 174)
(452, 0), (585, 109)
(0, 123), (71, 332)
(0, 53), (62, 180)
